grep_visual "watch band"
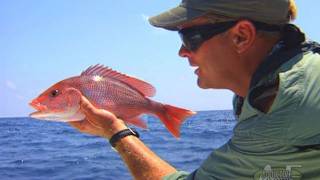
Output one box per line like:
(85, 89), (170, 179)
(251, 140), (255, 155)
(109, 128), (140, 148)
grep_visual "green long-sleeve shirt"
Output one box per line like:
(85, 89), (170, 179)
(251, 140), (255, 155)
(164, 37), (320, 179)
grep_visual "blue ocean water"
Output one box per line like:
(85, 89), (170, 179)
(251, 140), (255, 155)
(0, 110), (236, 180)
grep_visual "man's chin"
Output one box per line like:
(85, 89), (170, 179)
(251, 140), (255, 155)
(197, 79), (210, 89)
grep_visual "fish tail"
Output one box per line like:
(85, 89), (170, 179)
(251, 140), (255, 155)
(155, 104), (196, 138)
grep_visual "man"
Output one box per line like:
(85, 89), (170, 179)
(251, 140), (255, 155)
(69, 0), (320, 179)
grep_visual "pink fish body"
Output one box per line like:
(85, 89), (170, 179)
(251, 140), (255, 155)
(29, 65), (196, 138)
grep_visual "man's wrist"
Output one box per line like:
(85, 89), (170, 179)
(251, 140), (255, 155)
(105, 119), (128, 139)
(109, 128), (140, 148)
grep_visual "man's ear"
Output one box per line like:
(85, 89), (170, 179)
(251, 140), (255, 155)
(229, 20), (256, 54)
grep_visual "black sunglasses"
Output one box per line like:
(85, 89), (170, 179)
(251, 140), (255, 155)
(178, 21), (237, 51)
(178, 20), (282, 52)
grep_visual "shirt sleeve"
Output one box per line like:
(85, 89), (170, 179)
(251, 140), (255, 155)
(162, 171), (190, 180)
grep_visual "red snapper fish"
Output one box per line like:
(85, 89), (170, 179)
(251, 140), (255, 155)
(29, 64), (196, 138)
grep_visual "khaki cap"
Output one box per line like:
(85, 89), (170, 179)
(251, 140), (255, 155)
(149, 0), (291, 30)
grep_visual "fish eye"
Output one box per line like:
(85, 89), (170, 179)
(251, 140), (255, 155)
(50, 89), (59, 97)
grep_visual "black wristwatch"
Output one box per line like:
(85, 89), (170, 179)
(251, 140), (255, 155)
(109, 128), (140, 148)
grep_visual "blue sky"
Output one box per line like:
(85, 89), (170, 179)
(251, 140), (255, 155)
(0, 0), (319, 117)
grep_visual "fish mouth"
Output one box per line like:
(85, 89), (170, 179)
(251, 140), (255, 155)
(29, 100), (83, 122)
(29, 108), (62, 121)
(29, 99), (48, 111)
(29, 100), (61, 120)
(29, 99), (49, 118)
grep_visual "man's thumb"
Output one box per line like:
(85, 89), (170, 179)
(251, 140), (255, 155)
(79, 96), (96, 116)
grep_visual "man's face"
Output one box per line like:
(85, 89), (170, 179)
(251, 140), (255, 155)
(178, 18), (239, 90)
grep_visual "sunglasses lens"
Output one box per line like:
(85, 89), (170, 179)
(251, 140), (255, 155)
(179, 33), (204, 51)
(178, 21), (237, 51)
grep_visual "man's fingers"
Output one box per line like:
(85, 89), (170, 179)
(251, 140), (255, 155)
(80, 95), (117, 120)
(78, 95), (119, 128)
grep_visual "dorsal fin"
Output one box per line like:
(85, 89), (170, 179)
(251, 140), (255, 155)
(81, 64), (156, 97)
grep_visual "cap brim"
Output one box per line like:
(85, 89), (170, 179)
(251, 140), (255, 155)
(149, 5), (206, 31)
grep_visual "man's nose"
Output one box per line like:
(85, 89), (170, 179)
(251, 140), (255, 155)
(178, 45), (192, 58)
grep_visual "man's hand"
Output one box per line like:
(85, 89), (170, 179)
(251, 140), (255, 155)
(68, 96), (177, 179)
(68, 96), (127, 139)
